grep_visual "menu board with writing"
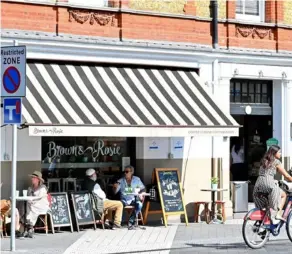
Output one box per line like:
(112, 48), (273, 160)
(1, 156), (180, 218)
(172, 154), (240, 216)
(155, 168), (188, 226)
(50, 192), (73, 232)
(71, 192), (96, 231)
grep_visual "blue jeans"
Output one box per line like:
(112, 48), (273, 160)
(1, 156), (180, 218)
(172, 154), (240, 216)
(123, 200), (143, 225)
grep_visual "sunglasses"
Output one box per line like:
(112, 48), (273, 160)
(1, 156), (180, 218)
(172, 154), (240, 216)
(124, 171), (131, 174)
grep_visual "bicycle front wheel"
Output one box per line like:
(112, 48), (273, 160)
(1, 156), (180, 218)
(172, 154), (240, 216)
(286, 210), (292, 242)
(242, 219), (270, 249)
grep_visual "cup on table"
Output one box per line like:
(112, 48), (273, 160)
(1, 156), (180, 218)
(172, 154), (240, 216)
(23, 190), (28, 197)
(15, 190), (19, 197)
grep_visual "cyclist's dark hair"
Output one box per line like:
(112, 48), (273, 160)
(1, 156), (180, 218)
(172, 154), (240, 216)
(260, 145), (281, 169)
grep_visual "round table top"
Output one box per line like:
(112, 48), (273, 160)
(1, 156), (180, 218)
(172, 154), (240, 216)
(123, 192), (150, 196)
(14, 196), (39, 201)
(201, 188), (228, 192)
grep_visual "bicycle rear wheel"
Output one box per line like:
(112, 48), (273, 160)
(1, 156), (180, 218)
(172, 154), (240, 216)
(286, 210), (292, 242)
(242, 219), (270, 249)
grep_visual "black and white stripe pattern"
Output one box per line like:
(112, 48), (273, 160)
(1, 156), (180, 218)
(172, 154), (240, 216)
(22, 63), (238, 127)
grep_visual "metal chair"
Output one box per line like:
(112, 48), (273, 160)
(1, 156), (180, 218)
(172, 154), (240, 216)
(63, 178), (77, 192)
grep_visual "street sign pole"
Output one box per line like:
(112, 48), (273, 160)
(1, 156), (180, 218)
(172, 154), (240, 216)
(10, 40), (18, 252)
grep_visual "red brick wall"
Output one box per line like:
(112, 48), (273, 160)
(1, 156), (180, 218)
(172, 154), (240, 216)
(1, 3), (56, 32)
(1, 2), (292, 51)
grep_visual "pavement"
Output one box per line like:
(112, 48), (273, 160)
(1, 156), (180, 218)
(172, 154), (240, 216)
(1, 220), (292, 254)
(0, 230), (85, 254)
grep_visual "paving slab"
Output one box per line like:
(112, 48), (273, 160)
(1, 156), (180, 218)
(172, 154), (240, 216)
(63, 225), (178, 254)
(0, 230), (85, 254)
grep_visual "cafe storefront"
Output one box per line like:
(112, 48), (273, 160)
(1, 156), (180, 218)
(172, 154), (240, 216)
(1, 60), (239, 218)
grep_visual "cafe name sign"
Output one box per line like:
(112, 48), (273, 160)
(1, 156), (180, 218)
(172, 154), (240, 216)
(47, 140), (121, 160)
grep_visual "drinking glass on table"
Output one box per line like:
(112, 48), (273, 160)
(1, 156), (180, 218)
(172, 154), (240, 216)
(23, 190), (28, 197)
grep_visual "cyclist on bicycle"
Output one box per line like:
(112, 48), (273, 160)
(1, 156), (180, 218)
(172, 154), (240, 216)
(253, 145), (292, 222)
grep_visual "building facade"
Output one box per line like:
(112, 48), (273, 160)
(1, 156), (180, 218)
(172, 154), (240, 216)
(1, 0), (292, 220)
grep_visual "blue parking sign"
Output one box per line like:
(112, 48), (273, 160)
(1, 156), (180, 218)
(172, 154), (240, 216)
(3, 98), (22, 124)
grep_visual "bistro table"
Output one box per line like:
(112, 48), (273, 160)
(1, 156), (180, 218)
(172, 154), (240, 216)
(201, 188), (228, 224)
(15, 196), (39, 225)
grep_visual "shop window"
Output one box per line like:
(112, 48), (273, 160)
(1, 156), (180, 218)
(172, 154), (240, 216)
(230, 79), (272, 104)
(236, 0), (265, 22)
(41, 137), (131, 179)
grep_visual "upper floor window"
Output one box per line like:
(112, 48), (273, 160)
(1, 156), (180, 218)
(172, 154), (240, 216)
(69, 0), (108, 8)
(230, 79), (272, 104)
(236, 0), (265, 22)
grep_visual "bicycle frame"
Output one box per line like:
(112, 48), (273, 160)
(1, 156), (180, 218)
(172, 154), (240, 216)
(245, 195), (292, 236)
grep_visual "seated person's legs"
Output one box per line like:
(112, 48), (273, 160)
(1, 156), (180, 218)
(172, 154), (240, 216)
(7, 208), (23, 237)
(104, 200), (123, 228)
(128, 200), (143, 227)
(24, 204), (40, 238)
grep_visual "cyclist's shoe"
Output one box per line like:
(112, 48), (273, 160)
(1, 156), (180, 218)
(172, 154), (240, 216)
(258, 230), (267, 240)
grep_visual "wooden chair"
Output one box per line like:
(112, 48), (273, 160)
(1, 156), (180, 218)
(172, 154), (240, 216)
(215, 201), (226, 223)
(124, 197), (145, 226)
(194, 202), (211, 224)
(34, 193), (55, 234)
(124, 205), (144, 226)
(34, 212), (55, 234)
(94, 212), (105, 230)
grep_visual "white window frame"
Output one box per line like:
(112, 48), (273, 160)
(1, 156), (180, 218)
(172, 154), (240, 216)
(236, 0), (265, 23)
(68, 0), (108, 8)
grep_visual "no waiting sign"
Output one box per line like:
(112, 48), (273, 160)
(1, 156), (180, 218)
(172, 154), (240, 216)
(1, 46), (26, 97)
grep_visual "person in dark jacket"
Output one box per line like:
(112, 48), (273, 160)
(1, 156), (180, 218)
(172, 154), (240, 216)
(83, 168), (123, 229)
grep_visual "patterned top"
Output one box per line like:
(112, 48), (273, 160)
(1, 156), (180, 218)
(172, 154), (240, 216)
(253, 159), (282, 210)
(116, 176), (145, 205)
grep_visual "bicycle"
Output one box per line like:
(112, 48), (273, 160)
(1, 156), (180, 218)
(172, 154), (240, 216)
(242, 180), (292, 249)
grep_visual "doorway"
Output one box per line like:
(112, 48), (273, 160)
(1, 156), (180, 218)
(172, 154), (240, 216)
(229, 79), (273, 201)
(231, 115), (273, 174)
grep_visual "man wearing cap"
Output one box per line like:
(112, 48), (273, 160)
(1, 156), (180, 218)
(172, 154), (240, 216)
(84, 168), (123, 229)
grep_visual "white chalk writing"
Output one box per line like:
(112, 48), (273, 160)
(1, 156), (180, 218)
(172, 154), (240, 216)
(47, 140), (121, 160)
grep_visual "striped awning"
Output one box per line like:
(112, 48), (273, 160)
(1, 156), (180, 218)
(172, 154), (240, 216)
(24, 62), (239, 137)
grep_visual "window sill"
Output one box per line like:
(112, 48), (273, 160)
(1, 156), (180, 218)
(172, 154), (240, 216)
(236, 14), (263, 23)
(227, 19), (275, 28)
(2, 0), (119, 11)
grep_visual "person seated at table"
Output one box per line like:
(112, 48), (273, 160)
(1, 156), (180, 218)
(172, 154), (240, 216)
(113, 165), (146, 230)
(24, 171), (50, 238)
(83, 168), (123, 230)
(0, 183), (23, 238)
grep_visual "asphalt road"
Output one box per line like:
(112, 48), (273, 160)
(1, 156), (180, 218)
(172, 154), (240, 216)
(170, 224), (292, 254)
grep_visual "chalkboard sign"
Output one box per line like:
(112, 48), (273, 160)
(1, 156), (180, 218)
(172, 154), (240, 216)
(71, 192), (96, 231)
(155, 168), (188, 226)
(50, 192), (73, 232)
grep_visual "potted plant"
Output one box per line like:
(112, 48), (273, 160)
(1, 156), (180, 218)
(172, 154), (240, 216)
(211, 177), (219, 190)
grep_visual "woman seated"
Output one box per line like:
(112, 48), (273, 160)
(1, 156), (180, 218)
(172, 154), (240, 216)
(24, 171), (49, 238)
